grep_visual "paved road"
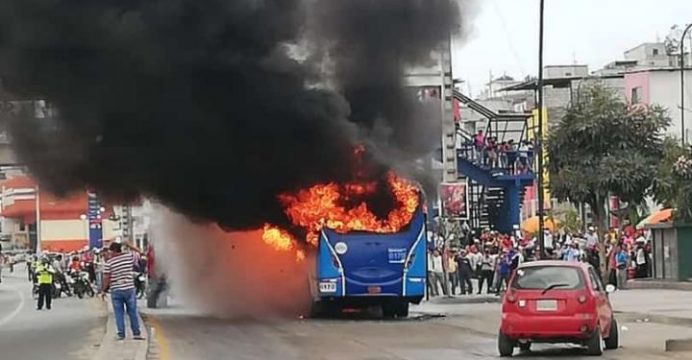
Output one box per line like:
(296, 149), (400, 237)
(0, 263), (106, 359)
(144, 303), (692, 360)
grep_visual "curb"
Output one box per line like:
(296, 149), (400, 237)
(627, 281), (692, 291)
(428, 295), (501, 305)
(140, 312), (169, 360)
(94, 298), (149, 360)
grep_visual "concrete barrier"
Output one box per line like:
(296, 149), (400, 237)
(665, 338), (692, 352)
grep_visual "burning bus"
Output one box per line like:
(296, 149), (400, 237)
(309, 194), (427, 318)
(262, 171), (427, 318)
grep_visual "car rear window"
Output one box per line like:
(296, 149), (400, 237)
(511, 266), (584, 290)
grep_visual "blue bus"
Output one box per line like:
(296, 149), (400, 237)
(309, 199), (428, 318)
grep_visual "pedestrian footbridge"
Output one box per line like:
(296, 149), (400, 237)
(454, 90), (535, 234)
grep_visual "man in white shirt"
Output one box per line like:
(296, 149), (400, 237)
(635, 244), (648, 278)
(585, 227), (599, 249)
(512, 225), (523, 244)
(428, 250), (447, 297)
(468, 248), (483, 275)
(543, 230), (554, 256)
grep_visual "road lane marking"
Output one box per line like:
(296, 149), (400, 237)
(148, 315), (171, 360)
(0, 284), (25, 327)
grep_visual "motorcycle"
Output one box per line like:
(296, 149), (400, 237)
(52, 280), (62, 298)
(82, 261), (96, 286)
(134, 271), (147, 299)
(70, 270), (95, 298)
(52, 272), (73, 298)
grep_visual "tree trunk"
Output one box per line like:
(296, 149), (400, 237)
(590, 199), (608, 277)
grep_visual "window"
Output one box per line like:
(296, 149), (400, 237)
(653, 48), (659, 56)
(631, 87), (642, 104)
(511, 266), (584, 290)
(565, 72), (572, 77)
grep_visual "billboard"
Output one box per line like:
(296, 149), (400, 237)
(439, 181), (469, 220)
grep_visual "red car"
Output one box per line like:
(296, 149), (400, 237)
(498, 261), (619, 357)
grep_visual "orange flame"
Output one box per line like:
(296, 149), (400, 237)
(261, 224), (295, 251)
(261, 171), (420, 255)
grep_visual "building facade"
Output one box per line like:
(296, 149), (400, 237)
(624, 68), (692, 140)
(0, 175), (118, 252)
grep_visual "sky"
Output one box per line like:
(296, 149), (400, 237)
(453, 0), (692, 96)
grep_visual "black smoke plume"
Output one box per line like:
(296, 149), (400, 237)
(0, 0), (460, 236)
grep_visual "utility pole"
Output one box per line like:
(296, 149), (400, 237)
(441, 36), (458, 184)
(537, 0), (546, 257)
(681, 23), (692, 146)
(35, 183), (41, 254)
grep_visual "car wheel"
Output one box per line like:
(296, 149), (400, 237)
(518, 341), (531, 352)
(498, 332), (515, 357)
(605, 318), (619, 350)
(586, 327), (604, 356)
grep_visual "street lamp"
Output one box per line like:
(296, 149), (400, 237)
(680, 23), (692, 146)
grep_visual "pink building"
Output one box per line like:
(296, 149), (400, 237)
(624, 68), (692, 140)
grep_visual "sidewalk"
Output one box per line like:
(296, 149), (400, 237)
(427, 293), (500, 305)
(93, 298), (149, 360)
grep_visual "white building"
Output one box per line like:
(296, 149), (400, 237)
(544, 65), (589, 79)
(624, 42), (676, 68)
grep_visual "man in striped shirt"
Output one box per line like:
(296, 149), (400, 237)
(101, 240), (144, 340)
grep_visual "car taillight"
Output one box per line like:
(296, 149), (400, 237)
(578, 295), (587, 304)
(331, 255), (340, 269)
(506, 293), (517, 303)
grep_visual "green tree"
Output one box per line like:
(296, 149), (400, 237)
(651, 138), (692, 222)
(556, 208), (582, 235)
(547, 84), (670, 269)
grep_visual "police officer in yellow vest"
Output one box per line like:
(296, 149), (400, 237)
(36, 256), (55, 310)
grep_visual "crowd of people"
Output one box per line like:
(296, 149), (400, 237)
(3, 242), (152, 313)
(26, 246), (144, 294)
(427, 224), (653, 298)
(464, 129), (534, 174)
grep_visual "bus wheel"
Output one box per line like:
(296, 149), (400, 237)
(310, 301), (340, 318)
(396, 301), (410, 318)
(309, 301), (325, 318)
(382, 302), (397, 319)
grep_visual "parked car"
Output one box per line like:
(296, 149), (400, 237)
(498, 261), (619, 357)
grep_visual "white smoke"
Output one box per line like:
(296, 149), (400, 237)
(149, 204), (313, 319)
